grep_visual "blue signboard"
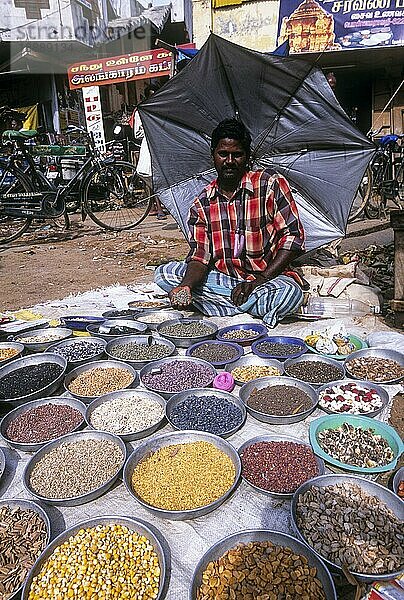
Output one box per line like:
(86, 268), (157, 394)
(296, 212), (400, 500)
(277, 0), (404, 52)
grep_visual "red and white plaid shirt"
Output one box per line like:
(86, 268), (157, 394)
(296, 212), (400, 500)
(186, 168), (305, 282)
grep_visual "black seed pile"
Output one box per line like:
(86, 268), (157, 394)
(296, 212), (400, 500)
(247, 385), (313, 415)
(52, 340), (105, 362)
(103, 309), (135, 318)
(0, 363), (63, 399)
(169, 394), (243, 435)
(190, 343), (239, 363)
(285, 361), (344, 384)
(255, 341), (304, 357)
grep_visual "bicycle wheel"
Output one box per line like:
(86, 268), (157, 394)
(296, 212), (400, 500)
(0, 166), (32, 243)
(347, 165), (372, 223)
(83, 161), (153, 231)
(365, 187), (383, 219)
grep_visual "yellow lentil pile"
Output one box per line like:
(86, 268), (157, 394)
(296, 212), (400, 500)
(0, 347), (19, 361)
(197, 540), (326, 600)
(231, 365), (280, 383)
(68, 367), (134, 397)
(27, 523), (161, 600)
(131, 441), (236, 511)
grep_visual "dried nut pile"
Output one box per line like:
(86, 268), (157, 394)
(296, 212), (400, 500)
(247, 385), (313, 416)
(131, 441), (235, 511)
(27, 524), (161, 600)
(190, 343), (239, 363)
(0, 363), (63, 399)
(319, 382), (384, 414)
(68, 366), (134, 397)
(296, 482), (404, 574)
(89, 395), (164, 434)
(160, 321), (214, 338)
(317, 423), (394, 468)
(0, 505), (48, 600)
(241, 441), (319, 494)
(231, 364), (281, 382)
(29, 438), (124, 499)
(16, 331), (66, 343)
(255, 341), (303, 356)
(196, 540), (326, 599)
(285, 361), (344, 384)
(221, 328), (259, 340)
(52, 339), (105, 362)
(5, 403), (83, 443)
(0, 347), (19, 361)
(346, 356), (403, 382)
(169, 394), (243, 435)
(142, 361), (214, 393)
(109, 341), (171, 362)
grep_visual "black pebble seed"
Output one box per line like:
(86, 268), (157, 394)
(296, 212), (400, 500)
(0, 363), (63, 398)
(170, 394), (243, 435)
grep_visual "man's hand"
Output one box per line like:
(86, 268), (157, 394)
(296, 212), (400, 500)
(169, 285), (192, 308)
(231, 280), (260, 307)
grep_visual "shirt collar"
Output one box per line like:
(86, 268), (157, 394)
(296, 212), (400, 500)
(206, 171), (254, 202)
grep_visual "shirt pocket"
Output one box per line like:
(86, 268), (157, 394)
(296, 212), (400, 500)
(244, 226), (264, 259)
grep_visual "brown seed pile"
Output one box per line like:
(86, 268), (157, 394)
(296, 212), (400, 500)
(247, 385), (313, 415)
(231, 365), (280, 382)
(68, 366), (134, 397)
(0, 348), (19, 361)
(197, 540), (326, 600)
(5, 403), (83, 444)
(0, 505), (47, 599)
(296, 482), (404, 574)
(347, 356), (403, 382)
(131, 441), (236, 511)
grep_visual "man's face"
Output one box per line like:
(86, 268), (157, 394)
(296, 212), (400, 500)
(213, 138), (248, 187)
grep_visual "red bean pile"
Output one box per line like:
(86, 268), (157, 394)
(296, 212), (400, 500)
(5, 403), (83, 443)
(247, 385), (313, 415)
(241, 441), (319, 493)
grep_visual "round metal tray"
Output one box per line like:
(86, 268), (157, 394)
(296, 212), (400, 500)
(0, 497), (51, 600)
(157, 318), (217, 348)
(123, 430), (241, 520)
(317, 379), (390, 418)
(0, 353), (67, 406)
(23, 430), (126, 506)
(64, 359), (138, 403)
(85, 388), (166, 442)
(14, 327), (73, 353)
(226, 355), (284, 386)
(102, 309), (140, 320)
(344, 347), (404, 385)
(216, 322), (267, 346)
(239, 376), (318, 424)
(0, 396), (87, 453)
(251, 335), (308, 360)
(186, 340), (244, 368)
(105, 334), (176, 369)
(140, 356), (217, 400)
(238, 434), (325, 498)
(60, 315), (105, 331)
(135, 309), (183, 330)
(22, 516), (168, 600)
(291, 473), (404, 582)
(87, 319), (148, 341)
(166, 388), (246, 438)
(0, 341), (24, 366)
(48, 336), (107, 370)
(0, 446), (5, 483)
(189, 529), (337, 600)
(128, 298), (171, 310)
(284, 354), (345, 387)
(393, 466), (404, 500)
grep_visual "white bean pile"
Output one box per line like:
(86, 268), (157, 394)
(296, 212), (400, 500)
(90, 395), (164, 434)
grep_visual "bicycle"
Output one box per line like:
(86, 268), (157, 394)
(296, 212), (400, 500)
(0, 126), (153, 244)
(364, 134), (403, 219)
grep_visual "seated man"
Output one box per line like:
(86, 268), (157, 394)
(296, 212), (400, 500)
(155, 118), (305, 327)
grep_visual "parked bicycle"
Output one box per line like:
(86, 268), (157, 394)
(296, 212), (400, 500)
(0, 126), (153, 243)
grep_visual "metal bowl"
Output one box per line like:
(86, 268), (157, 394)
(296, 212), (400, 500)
(60, 315), (105, 331)
(14, 327), (73, 353)
(252, 335), (307, 360)
(217, 323), (268, 346)
(0, 353), (67, 406)
(139, 356), (217, 400)
(166, 388), (246, 438)
(344, 347), (404, 384)
(317, 379), (390, 418)
(135, 309), (183, 330)
(238, 434), (325, 498)
(157, 318), (218, 348)
(48, 336), (107, 370)
(85, 388), (166, 442)
(128, 298), (171, 310)
(0, 396), (87, 453)
(186, 340), (244, 368)
(239, 376), (318, 424)
(64, 359), (138, 403)
(102, 309), (140, 320)
(105, 335), (176, 370)
(0, 341), (24, 366)
(284, 354), (345, 387)
(291, 473), (404, 582)
(189, 529), (337, 600)
(123, 430), (241, 520)
(86, 319), (148, 341)
(22, 516), (167, 600)
(226, 355), (284, 386)
(0, 446), (5, 483)
(0, 497), (51, 600)
(23, 430), (126, 506)
(393, 466), (404, 500)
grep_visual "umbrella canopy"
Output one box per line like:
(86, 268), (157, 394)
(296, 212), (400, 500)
(139, 34), (375, 250)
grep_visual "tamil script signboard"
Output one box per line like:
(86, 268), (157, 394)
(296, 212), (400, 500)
(82, 86), (106, 154)
(277, 0), (404, 53)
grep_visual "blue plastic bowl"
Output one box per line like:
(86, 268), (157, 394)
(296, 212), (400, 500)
(309, 414), (404, 474)
(61, 316), (105, 332)
(252, 336), (307, 360)
(216, 323), (267, 346)
(186, 340), (244, 367)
